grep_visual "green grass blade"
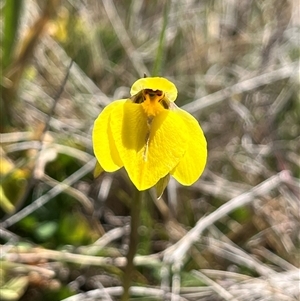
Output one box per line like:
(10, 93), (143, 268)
(2, 1), (23, 69)
(152, 1), (170, 76)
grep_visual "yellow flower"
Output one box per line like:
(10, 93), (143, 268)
(92, 77), (207, 192)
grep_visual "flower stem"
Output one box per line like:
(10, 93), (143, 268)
(121, 188), (143, 301)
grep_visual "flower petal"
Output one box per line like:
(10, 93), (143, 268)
(92, 100), (125, 172)
(110, 101), (188, 190)
(93, 161), (104, 178)
(130, 77), (178, 102)
(155, 174), (170, 200)
(171, 109), (207, 185)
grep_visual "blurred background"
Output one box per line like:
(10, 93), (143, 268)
(0, 0), (299, 300)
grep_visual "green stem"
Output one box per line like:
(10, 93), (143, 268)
(151, 1), (170, 77)
(121, 188), (143, 301)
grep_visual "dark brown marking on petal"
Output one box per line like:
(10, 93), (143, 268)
(159, 98), (170, 109)
(130, 90), (144, 103)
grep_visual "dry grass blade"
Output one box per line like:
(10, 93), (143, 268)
(204, 237), (276, 276)
(1, 159), (96, 228)
(61, 286), (191, 301)
(183, 62), (298, 114)
(102, 0), (149, 77)
(192, 270), (240, 301)
(164, 170), (292, 265)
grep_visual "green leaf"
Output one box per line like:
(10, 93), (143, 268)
(35, 221), (58, 241)
(2, 1), (23, 69)
(0, 186), (15, 214)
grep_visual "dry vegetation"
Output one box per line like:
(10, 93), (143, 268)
(0, 0), (299, 300)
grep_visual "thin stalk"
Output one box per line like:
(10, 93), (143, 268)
(152, 1), (170, 76)
(121, 188), (143, 301)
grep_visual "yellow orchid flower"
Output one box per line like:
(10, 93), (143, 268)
(92, 77), (207, 192)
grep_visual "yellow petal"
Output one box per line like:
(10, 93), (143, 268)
(130, 77), (178, 102)
(92, 100), (125, 172)
(155, 174), (170, 200)
(171, 109), (207, 185)
(93, 161), (104, 178)
(110, 101), (188, 190)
